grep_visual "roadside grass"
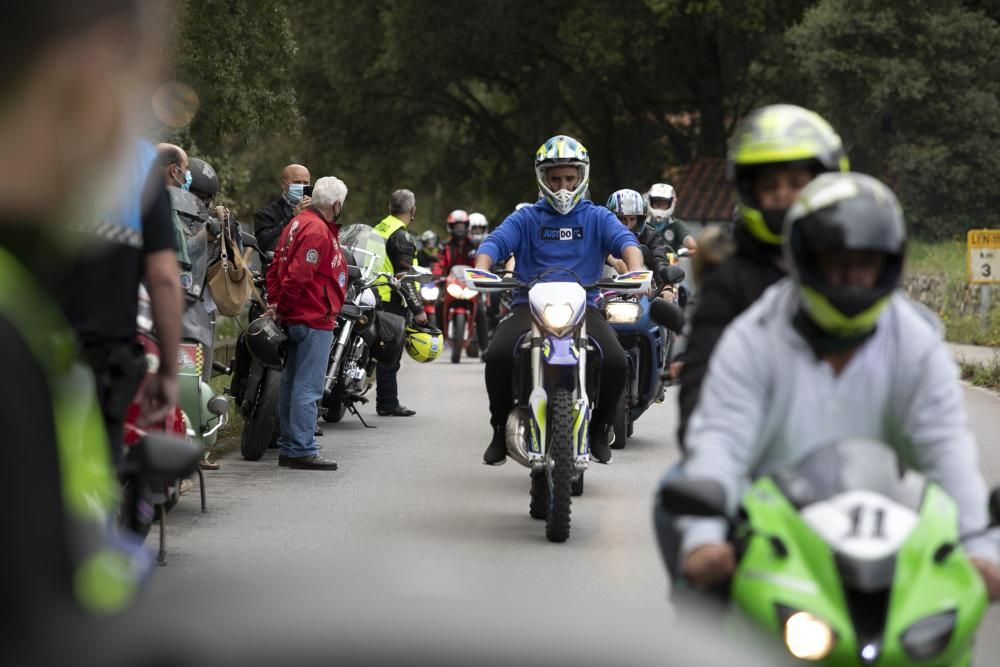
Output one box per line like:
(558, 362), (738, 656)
(906, 239), (1000, 346)
(959, 356), (1000, 392)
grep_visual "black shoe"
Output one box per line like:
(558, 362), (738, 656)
(279, 455), (289, 467)
(483, 428), (507, 466)
(315, 423), (324, 437)
(590, 425), (613, 464)
(287, 455), (338, 470)
(376, 405), (416, 417)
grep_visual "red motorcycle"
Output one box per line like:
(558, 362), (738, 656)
(442, 264), (480, 363)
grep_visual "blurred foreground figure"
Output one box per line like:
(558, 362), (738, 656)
(0, 0), (165, 654)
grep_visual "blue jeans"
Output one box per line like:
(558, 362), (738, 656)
(278, 324), (334, 459)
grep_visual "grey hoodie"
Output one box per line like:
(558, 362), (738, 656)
(680, 278), (998, 564)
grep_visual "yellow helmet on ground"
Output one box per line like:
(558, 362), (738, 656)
(404, 322), (443, 362)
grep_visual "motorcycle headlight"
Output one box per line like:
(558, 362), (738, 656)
(783, 611), (835, 661)
(541, 303), (574, 330)
(446, 283), (463, 299)
(421, 285), (440, 301)
(900, 610), (956, 661)
(604, 301), (640, 323)
(461, 287), (479, 299)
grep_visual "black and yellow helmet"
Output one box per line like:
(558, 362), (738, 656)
(728, 104), (849, 245)
(784, 172), (906, 339)
(404, 322), (443, 362)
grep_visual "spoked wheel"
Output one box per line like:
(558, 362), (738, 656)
(611, 393), (628, 449)
(545, 388), (574, 543)
(450, 313), (466, 364)
(241, 369), (280, 461)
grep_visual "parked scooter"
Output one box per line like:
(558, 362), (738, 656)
(443, 264), (481, 363)
(600, 255), (686, 447)
(120, 285), (205, 564)
(171, 188), (232, 456)
(467, 267), (652, 542)
(660, 438), (1000, 666)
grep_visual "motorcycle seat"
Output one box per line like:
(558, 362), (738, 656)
(340, 303), (364, 320)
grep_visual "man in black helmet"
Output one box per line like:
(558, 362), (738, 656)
(655, 172), (1000, 603)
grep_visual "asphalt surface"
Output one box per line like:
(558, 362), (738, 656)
(154, 353), (1000, 663)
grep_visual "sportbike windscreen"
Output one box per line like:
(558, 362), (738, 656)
(340, 224), (385, 281)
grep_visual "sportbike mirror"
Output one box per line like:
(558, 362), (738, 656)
(240, 231), (260, 251)
(133, 433), (203, 481)
(659, 478), (728, 518)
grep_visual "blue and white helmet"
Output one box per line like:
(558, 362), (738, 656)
(534, 135), (590, 215)
(607, 188), (648, 235)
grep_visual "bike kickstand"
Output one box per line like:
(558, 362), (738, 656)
(349, 402), (375, 429)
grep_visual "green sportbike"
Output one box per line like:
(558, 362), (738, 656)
(660, 439), (1000, 665)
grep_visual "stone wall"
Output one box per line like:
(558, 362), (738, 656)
(902, 273), (991, 316)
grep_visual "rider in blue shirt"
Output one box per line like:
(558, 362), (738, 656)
(475, 135), (644, 465)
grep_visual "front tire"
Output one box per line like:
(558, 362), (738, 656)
(546, 388), (575, 543)
(450, 312), (466, 364)
(322, 392), (347, 423)
(241, 369), (280, 461)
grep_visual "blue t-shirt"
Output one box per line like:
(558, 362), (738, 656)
(477, 199), (638, 306)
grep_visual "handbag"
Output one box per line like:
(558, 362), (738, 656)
(206, 216), (252, 317)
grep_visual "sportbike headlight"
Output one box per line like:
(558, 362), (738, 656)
(446, 283), (463, 299)
(420, 285), (440, 301)
(900, 610), (956, 660)
(461, 287), (479, 299)
(783, 611), (835, 661)
(541, 303), (574, 330)
(605, 301), (640, 323)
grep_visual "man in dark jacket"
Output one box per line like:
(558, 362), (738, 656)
(254, 163), (312, 252)
(676, 104), (849, 449)
(373, 189), (427, 417)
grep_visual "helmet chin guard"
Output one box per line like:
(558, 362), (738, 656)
(534, 135), (590, 215)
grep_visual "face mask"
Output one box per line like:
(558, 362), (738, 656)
(175, 167), (192, 192)
(287, 183), (304, 204)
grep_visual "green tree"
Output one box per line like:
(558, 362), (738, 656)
(788, 0), (1000, 238)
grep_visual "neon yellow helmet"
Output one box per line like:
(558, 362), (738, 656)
(727, 104), (849, 245)
(404, 323), (443, 362)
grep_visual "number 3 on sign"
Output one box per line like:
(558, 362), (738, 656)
(968, 230), (1000, 284)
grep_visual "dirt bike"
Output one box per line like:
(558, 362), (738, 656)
(659, 438), (1000, 665)
(467, 266), (652, 543)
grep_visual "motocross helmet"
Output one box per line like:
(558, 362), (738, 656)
(785, 172), (906, 339)
(188, 157), (220, 208)
(447, 209), (469, 239)
(645, 183), (676, 225)
(728, 104), (849, 246)
(404, 322), (443, 362)
(606, 189), (648, 235)
(245, 316), (287, 369)
(468, 212), (489, 244)
(535, 135), (590, 215)
(419, 230), (439, 250)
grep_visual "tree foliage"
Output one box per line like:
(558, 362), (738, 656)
(167, 0), (1000, 238)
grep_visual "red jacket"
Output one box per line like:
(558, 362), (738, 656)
(266, 207), (346, 330)
(434, 237), (475, 277)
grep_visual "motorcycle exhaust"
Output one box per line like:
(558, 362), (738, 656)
(504, 407), (532, 467)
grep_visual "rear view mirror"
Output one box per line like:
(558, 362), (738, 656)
(659, 478), (728, 518)
(661, 265), (686, 285)
(134, 433), (203, 481)
(240, 231), (260, 250)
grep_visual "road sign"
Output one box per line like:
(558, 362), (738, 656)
(967, 229), (1000, 285)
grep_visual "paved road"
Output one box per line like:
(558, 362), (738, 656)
(155, 355), (1000, 662)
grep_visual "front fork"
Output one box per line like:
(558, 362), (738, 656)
(526, 321), (590, 473)
(324, 319), (354, 396)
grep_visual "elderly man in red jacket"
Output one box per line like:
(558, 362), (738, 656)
(266, 176), (349, 470)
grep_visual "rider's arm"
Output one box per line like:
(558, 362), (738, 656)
(477, 212), (522, 267)
(679, 319), (770, 558)
(899, 341), (999, 563)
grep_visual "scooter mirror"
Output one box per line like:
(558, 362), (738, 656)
(659, 478), (728, 518)
(134, 433), (203, 481)
(240, 231), (260, 250)
(989, 487), (1000, 527)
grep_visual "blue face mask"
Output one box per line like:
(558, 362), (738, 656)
(181, 169), (192, 192)
(287, 183), (304, 204)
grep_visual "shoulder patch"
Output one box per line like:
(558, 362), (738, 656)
(305, 248), (319, 264)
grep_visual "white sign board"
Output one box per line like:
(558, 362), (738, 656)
(967, 230), (1000, 285)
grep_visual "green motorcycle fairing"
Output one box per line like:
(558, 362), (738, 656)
(730, 456), (986, 664)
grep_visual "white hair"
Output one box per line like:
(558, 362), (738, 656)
(311, 176), (349, 209)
